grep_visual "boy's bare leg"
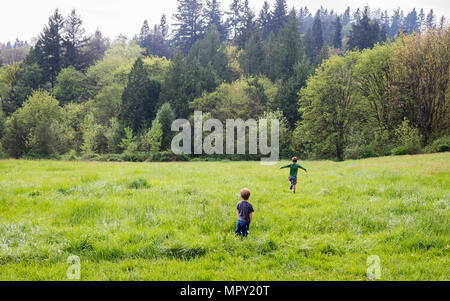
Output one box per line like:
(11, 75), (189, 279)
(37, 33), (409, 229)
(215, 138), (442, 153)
(293, 185), (296, 193)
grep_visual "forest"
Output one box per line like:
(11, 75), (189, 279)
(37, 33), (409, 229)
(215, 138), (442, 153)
(0, 0), (448, 162)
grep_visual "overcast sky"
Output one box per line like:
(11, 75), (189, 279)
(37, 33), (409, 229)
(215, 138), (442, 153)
(1, 0), (448, 43)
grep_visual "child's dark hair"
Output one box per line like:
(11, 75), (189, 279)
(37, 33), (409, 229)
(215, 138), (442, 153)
(240, 188), (251, 200)
(292, 157), (298, 163)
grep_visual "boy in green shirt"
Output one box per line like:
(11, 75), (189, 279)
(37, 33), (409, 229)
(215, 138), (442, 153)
(280, 157), (307, 194)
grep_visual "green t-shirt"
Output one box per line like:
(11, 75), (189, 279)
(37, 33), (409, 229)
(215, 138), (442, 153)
(280, 163), (307, 177)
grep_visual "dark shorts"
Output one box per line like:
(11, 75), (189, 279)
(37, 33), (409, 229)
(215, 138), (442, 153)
(235, 220), (249, 237)
(289, 176), (298, 185)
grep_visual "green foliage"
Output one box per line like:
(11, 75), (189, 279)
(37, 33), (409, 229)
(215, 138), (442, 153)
(1, 62), (44, 115)
(1, 115), (26, 158)
(239, 35), (264, 75)
(59, 102), (90, 153)
(61, 149), (79, 161)
(424, 136), (450, 153)
(85, 39), (143, 93)
(161, 52), (219, 118)
(120, 127), (138, 154)
(53, 66), (86, 104)
(1, 8), (448, 162)
(391, 145), (421, 156)
(119, 57), (161, 131)
(345, 145), (379, 160)
(34, 9), (65, 87)
(3, 90), (63, 157)
(81, 113), (107, 154)
(155, 103), (175, 150)
(92, 83), (123, 125)
(395, 118), (422, 148)
(0, 103), (5, 138)
(272, 11), (304, 81)
(126, 178), (150, 189)
(355, 43), (399, 133)
(391, 28), (449, 145)
(261, 110), (291, 158)
(348, 8), (384, 50)
(149, 119), (163, 157)
(104, 117), (122, 154)
(188, 25), (231, 81)
(298, 52), (363, 161)
(142, 56), (170, 82)
(190, 76), (276, 120)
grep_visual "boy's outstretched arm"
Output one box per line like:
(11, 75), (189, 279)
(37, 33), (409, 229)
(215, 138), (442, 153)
(297, 164), (307, 172)
(280, 164), (291, 169)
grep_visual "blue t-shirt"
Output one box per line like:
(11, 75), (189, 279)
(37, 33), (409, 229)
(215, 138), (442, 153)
(237, 201), (254, 224)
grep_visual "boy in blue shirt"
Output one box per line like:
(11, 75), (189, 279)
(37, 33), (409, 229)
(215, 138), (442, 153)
(235, 188), (254, 237)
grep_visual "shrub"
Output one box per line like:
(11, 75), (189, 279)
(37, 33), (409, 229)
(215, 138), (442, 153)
(424, 136), (450, 153)
(61, 150), (79, 161)
(121, 151), (148, 162)
(395, 118), (422, 148)
(360, 146), (379, 159)
(105, 154), (123, 162)
(150, 151), (189, 162)
(345, 145), (379, 160)
(391, 145), (421, 156)
(80, 152), (101, 161)
(0, 142), (7, 159)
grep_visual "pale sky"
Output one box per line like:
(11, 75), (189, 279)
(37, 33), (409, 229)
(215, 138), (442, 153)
(1, 0), (449, 43)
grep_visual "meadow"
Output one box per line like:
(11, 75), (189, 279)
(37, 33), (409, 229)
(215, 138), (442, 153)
(0, 153), (448, 280)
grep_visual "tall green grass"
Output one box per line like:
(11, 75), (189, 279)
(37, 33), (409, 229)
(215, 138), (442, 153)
(0, 153), (448, 280)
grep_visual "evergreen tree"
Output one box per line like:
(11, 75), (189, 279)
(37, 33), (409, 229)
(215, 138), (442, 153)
(119, 58), (161, 132)
(203, 0), (228, 41)
(418, 9), (425, 32)
(155, 102), (175, 150)
(161, 52), (218, 118)
(160, 14), (169, 38)
(311, 11), (324, 56)
(234, 0), (257, 49)
(303, 27), (315, 64)
(240, 35), (264, 75)
(274, 10), (304, 81)
(348, 7), (382, 50)
(149, 119), (162, 156)
(389, 8), (403, 38)
(172, 0), (205, 54)
(63, 9), (89, 70)
(138, 20), (172, 58)
(188, 25), (230, 81)
(35, 9), (65, 87)
(353, 8), (361, 23)
(342, 7), (351, 25)
(405, 9), (419, 33)
(271, 11), (309, 125)
(332, 16), (342, 48)
(139, 20), (151, 43)
(426, 9), (436, 29)
(258, 1), (272, 39)
(271, 0), (288, 34)
(227, 0), (243, 40)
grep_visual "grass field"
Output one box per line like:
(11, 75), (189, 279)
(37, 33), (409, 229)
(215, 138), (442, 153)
(0, 153), (449, 280)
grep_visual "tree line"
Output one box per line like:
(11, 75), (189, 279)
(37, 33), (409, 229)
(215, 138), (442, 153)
(0, 0), (448, 162)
